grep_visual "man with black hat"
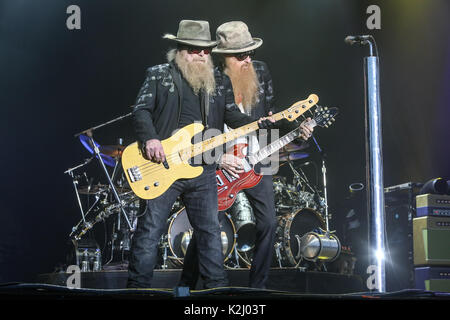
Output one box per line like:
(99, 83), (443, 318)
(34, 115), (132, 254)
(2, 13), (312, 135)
(180, 21), (314, 289)
(127, 20), (275, 289)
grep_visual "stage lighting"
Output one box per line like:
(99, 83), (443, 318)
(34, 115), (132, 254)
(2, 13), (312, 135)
(419, 178), (448, 195)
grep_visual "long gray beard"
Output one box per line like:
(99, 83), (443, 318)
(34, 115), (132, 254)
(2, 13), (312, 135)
(167, 49), (216, 95)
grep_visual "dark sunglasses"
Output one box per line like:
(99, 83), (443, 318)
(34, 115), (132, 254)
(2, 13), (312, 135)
(182, 46), (212, 55)
(232, 50), (255, 61)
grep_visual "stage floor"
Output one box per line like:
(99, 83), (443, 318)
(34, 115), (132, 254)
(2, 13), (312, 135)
(35, 267), (364, 294)
(0, 267), (448, 302)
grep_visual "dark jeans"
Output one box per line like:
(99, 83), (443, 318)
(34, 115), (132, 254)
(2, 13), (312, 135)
(180, 174), (277, 289)
(127, 167), (228, 289)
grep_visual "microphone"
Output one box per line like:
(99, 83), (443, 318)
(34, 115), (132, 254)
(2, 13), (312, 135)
(344, 35), (371, 45)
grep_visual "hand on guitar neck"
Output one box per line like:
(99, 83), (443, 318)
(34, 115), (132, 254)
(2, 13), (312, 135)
(219, 114), (314, 179)
(298, 117), (314, 141)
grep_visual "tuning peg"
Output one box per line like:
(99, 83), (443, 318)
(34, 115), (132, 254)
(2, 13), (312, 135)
(324, 125), (329, 128)
(328, 121), (332, 126)
(324, 107), (328, 111)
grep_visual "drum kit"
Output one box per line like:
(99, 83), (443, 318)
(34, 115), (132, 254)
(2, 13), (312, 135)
(65, 114), (341, 272)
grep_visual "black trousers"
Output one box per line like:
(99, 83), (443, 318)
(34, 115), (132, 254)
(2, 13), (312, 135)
(127, 168), (228, 289)
(180, 174), (277, 289)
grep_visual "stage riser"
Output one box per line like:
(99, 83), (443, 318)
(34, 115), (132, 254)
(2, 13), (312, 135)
(37, 269), (363, 294)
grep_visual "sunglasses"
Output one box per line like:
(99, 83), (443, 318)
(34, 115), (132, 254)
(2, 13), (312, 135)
(232, 50), (255, 61)
(182, 46), (212, 55)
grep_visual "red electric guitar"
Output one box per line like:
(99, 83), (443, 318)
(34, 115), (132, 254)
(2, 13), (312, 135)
(216, 106), (339, 211)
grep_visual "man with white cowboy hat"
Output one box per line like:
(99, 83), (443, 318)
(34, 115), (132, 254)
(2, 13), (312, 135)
(180, 21), (314, 289)
(127, 20), (275, 289)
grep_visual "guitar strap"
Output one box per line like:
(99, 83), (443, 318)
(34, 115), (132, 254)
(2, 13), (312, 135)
(168, 62), (183, 126)
(202, 90), (210, 129)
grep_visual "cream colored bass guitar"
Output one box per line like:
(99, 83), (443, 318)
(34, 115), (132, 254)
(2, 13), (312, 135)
(121, 94), (319, 200)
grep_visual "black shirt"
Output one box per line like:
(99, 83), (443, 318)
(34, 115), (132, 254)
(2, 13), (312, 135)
(178, 78), (202, 129)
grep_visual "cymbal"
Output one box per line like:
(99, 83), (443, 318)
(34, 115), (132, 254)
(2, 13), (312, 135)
(78, 184), (108, 195)
(279, 151), (309, 162)
(98, 145), (125, 158)
(114, 186), (131, 194)
(78, 184), (131, 195)
(79, 135), (116, 167)
(280, 142), (309, 153)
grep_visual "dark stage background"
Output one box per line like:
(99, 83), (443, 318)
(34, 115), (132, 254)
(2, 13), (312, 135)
(0, 0), (449, 283)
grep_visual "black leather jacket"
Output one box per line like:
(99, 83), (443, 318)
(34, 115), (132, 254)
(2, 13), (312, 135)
(132, 61), (253, 144)
(248, 60), (298, 136)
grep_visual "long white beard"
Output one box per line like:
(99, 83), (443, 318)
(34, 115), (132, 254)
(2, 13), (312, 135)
(168, 49), (216, 95)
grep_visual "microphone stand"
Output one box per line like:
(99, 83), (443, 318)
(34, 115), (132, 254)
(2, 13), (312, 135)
(347, 35), (386, 292)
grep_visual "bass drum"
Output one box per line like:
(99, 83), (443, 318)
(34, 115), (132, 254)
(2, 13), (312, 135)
(167, 207), (237, 267)
(272, 208), (325, 268)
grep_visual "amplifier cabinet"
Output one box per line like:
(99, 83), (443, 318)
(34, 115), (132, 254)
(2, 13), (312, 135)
(416, 194), (450, 217)
(413, 216), (450, 266)
(415, 267), (450, 292)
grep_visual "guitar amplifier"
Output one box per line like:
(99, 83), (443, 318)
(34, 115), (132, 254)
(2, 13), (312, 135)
(415, 267), (450, 292)
(416, 194), (450, 217)
(382, 182), (422, 291)
(413, 216), (450, 266)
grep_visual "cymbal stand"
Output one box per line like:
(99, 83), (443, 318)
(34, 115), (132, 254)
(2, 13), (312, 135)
(64, 157), (94, 235)
(110, 138), (125, 231)
(74, 111), (134, 232)
(311, 135), (330, 232)
(286, 158), (316, 194)
(70, 193), (105, 239)
(86, 132), (133, 232)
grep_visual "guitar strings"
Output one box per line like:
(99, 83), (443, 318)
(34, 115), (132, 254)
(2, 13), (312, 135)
(136, 125), (261, 176)
(131, 105), (316, 177)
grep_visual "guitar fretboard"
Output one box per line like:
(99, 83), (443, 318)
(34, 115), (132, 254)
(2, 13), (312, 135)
(249, 119), (317, 165)
(178, 95), (318, 161)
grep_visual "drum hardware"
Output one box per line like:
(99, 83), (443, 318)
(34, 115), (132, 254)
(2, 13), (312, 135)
(274, 242), (283, 268)
(66, 112), (140, 269)
(226, 192), (256, 253)
(311, 135), (330, 231)
(160, 235), (170, 269)
(290, 136), (341, 265)
(74, 113), (134, 232)
(295, 229), (341, 263)
(77, 184), (108, 195)
(65, 157), (95, 227)
(166, 208), (237, 267)
(178, 228), (231, 257)
(181, 229), (193, 256)
(70, 192), (107, 240)
(273, 208), (328, 268)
